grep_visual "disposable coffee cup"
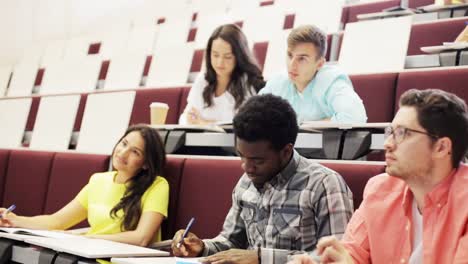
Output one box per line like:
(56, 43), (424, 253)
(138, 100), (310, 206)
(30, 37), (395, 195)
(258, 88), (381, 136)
(150, 102), (169, 125)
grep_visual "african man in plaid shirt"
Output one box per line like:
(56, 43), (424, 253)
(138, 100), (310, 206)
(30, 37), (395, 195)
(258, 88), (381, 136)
(172, 94), (353, 264)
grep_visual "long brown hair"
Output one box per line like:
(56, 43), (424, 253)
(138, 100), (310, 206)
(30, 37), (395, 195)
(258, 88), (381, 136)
(202, 24), (265, 109)
(110, 124), (166, 231)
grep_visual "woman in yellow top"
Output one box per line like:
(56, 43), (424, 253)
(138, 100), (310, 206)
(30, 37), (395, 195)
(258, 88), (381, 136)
(0, 124), (169, 247)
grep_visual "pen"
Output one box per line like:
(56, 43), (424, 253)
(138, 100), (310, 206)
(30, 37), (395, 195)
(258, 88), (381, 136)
(177, 217), (195, 248)
(1, 204), (16, 219)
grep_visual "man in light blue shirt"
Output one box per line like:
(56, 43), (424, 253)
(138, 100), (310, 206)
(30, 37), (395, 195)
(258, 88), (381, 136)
(260, 25), (367, 123)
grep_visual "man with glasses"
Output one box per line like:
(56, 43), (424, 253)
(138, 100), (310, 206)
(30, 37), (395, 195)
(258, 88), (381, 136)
(259, 25), (367, 123)
(289, 89), (468, 263)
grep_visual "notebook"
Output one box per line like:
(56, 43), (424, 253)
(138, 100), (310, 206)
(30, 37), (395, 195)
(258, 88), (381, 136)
(112, 257), (202, 264)
(151, 124), (226, 133)
(0, 227), (78, 241)
(25, 236), (170, 258)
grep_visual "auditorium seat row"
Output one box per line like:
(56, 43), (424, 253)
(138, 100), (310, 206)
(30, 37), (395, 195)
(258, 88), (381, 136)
(1, 10), (466, 98)
(9, 66), (468, 137)
(330, 16), (468, 60)
(1, 66), (466, 153)
(0, 148), (385, 240)
(341, 0), (435, 25)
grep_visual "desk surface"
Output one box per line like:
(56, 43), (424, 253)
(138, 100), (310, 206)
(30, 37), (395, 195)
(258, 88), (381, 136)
(184, 123), (388, 150)
(112, 257), (201, 264)
(25, 236), (169, 258)
(184, 132), (324, 148)
(421, 42), (468, 54)
(300, 122), (389, 130)
(419, 3), (468, 12)
(357, 9), (414, 20)
(12, 245), (96, 264)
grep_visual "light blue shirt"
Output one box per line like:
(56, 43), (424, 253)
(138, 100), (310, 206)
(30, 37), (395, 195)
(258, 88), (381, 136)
(259, 65), (367, 123)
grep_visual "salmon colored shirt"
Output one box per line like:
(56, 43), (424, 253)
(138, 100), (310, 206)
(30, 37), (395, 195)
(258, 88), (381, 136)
(342, 164), (468, 264)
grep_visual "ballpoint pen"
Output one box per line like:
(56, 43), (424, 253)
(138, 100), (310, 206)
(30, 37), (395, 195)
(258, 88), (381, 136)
(1, 204), (16, 219)
(177, 217), (196, 248)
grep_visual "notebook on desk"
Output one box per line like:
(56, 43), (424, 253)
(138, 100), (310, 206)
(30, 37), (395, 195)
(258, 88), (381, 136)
(112, 257), (202, 264)
(24, 236), (170, 258)
(151, 124), (226, 133)
(0, 227), (78, 241)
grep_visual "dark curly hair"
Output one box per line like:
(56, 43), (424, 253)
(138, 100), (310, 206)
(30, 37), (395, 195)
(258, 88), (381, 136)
(233, 94), (298, 150)
(400, 89), (468, 168)
(203, 24), (265, 109)
(110, 124), (166, 231)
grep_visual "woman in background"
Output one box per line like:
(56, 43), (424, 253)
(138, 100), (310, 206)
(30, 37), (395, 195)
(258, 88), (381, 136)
(179, 23), (265, 125)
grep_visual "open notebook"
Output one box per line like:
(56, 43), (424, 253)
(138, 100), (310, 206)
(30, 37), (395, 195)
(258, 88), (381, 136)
(0, 227), (78, 241)
(24, 236), (170, 258)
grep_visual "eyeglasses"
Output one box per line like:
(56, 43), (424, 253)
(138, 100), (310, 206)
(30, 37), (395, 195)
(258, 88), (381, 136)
(384, 126), (438, 144)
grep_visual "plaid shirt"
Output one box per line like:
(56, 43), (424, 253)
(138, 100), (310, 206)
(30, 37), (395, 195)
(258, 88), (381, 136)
(202, 150), (354, 263)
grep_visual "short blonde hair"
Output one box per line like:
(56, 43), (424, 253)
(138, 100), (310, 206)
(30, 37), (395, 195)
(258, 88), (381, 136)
(287, 25), (327, 59)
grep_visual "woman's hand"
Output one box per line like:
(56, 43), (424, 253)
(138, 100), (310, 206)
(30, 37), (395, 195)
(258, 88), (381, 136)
(0, 208), (17, 227)
(187, 107), (216, 125)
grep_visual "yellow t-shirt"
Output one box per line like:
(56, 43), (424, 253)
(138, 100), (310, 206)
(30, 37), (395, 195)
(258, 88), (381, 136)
(76, 171), (169, 242)
(435, 0), (465, 4)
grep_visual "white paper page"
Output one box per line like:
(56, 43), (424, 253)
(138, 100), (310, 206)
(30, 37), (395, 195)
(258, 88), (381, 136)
(25, 237), (170, 258)
(0, 227), (79, 239)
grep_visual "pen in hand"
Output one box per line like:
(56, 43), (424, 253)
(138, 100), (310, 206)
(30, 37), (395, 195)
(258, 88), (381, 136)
(177, 217), (195, 248)
(1, 204), (16, 219)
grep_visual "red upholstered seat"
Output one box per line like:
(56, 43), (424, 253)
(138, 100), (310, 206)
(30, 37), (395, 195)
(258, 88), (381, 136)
(253, 42), (268, 71)
(25, 96), (40, 131)
(131, 87), (187, 125)
(407, 0), (434, 8)
(98, 60), (110, 80)
(320, 162), (386, 209)
(34, 68), (45, 87)
(73, 94), (88, 131)
(3, 150), (55, 216)
(43, 152), (110, 215)
(341, 6), (350, 28)
(187, 28), (197, 42)
(350, 73), (398, 122)
(0, 149), (11, 206)
(326, 35), (332, 62)
(172, 157), (384, 238)
(161, 156), (185, 240)
(174, 158), (243, 239)
(408, 18), (468, 56)
(178, 87), (191, 120)
(283, 14), (295, 30)
(190, 49), (205, 74)
(395, 67), (468, 112)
